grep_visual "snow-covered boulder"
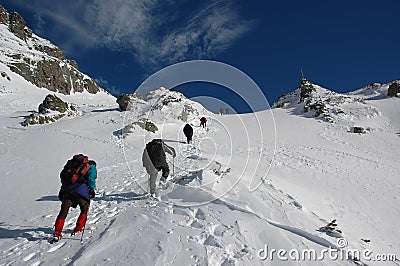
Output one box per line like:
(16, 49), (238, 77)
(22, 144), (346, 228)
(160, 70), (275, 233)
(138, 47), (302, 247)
(23, 94), (79, 126)
(273, 77), (383, 125)
(121, 87), (211, 124)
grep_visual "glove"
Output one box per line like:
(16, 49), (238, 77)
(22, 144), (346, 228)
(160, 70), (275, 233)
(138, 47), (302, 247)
(89, 189), (95, 199)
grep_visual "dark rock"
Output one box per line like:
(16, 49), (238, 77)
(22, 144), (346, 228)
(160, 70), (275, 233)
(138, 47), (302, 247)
(299, 77), (315, 103)
(388, 82), (400, 97)
(353, 127), (366, 134)
(34, 44), (65, 60)
(116, 93), (143, 111)
(83, 78), (99, 94)
(133, 119), (158, 133)
(304, 99), (326, 117)
(0, 5), (8, 25)
(9, 59), (100, 95)
(23, 95), (77, 126)
(38, 94), (68, 114)
(9, 12), (26, 40)
(67, 59), (78, 69)
(35, 60), (68, 93)
(9, 62), (32, 82)
(116, 94), (132, 111)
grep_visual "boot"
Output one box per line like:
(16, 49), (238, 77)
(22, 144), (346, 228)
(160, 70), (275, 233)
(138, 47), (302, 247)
(53, 218), (65, 238)
(73, 213), (87, 234)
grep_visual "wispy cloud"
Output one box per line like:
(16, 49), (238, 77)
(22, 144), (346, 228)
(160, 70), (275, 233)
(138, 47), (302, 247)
(85, 0), (254, 69)
(94, 77), (123, 96)
(17, 0), (254, 70)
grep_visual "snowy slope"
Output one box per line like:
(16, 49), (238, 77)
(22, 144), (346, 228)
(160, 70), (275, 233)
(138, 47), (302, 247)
(0, 71), (399, 266)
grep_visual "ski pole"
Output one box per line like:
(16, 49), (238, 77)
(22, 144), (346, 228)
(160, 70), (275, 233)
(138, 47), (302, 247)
(80, 219), (87, 243)
(173, 157), (175, 178)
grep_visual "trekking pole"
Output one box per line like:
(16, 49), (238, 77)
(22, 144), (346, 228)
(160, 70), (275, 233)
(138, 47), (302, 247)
(80, 221), (86, 243)
(173, 157), (175, 178)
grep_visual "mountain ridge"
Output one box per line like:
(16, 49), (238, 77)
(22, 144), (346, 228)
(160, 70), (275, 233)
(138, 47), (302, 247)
(0, 4), (104, 96)
(273, 77), (399, 132)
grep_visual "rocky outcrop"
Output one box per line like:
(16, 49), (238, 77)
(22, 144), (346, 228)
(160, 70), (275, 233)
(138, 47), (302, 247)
(8, 59), (98, 94)
(38, 94), (69, 114)
(273, 77), (377, 124)
(23, 94), (79, 126)
(0, 5), (8, 24)
(34, 44), (65, 60)
(299, 77), (315, 103)
(0, 5), (101, 95)
(116, 93), (142, 111)
(388, 82), (400, 97)
(352, 127), (366, 134)
(117, 94), (132, 111)
(133, 119), (158, 133)
(9, 11), (31, 41)
(115, 118), (158, 138)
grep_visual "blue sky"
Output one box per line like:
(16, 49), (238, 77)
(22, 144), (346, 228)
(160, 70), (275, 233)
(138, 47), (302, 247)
(2, 0), (400, 113)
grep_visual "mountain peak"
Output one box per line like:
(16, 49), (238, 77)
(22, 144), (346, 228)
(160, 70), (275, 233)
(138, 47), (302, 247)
(0, 4), (102, 95)
(273, 77), (381, 124)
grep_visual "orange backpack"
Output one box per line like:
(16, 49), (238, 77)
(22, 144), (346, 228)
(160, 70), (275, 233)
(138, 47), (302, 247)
(60, 154), (90, 184)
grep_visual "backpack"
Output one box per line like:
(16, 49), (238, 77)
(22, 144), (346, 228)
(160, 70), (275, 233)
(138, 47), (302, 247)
(146, 139), (166, 168)
(183, 124), (193, 136)
(60, 154), (90, 184)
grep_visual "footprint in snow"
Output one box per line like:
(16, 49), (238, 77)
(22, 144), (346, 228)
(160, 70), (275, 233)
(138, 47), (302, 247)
(88, 217), (101, 224)
(107, 207), (119, 218)
(47, 242), (65, 252)
(23, 252), (35, 261)
(290, 200), (303, 209)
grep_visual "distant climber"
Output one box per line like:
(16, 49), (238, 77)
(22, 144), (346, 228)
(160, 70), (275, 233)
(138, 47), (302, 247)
(200, 117), (207, 128)
(142, 139), (176, 197)
(52, 155), (97, 242)
(183, 123), (193, 144)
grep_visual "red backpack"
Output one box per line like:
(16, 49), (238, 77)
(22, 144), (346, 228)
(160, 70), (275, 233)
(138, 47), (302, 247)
(60, 154), (90, 184)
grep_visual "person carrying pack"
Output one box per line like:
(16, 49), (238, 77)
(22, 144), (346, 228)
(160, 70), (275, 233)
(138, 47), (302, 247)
(142, 139), (176, 197)
(183, 123), (193, 144)
(200, 117), (207, 128)
(52, 154), (97, 242)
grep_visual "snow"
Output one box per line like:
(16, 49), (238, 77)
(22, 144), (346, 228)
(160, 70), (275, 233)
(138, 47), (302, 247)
(1, 64), (400, 265)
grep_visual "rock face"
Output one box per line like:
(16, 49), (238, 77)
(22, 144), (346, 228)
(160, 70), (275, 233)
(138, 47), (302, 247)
(0, 5), (102, 95)
(0, 5), (8, 24)
(9, 11), (31, 41)
(388, 82), (400, 97)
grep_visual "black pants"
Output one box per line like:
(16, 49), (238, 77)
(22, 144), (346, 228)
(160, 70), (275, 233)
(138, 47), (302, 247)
(57, 191), (89, 220)
(157, 165), (170, 181)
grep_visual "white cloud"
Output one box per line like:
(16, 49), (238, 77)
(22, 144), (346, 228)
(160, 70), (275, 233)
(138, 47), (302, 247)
(94, 77), (123, 96)
(20, 0), (254, 70)
(84, 0), (254, 69)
